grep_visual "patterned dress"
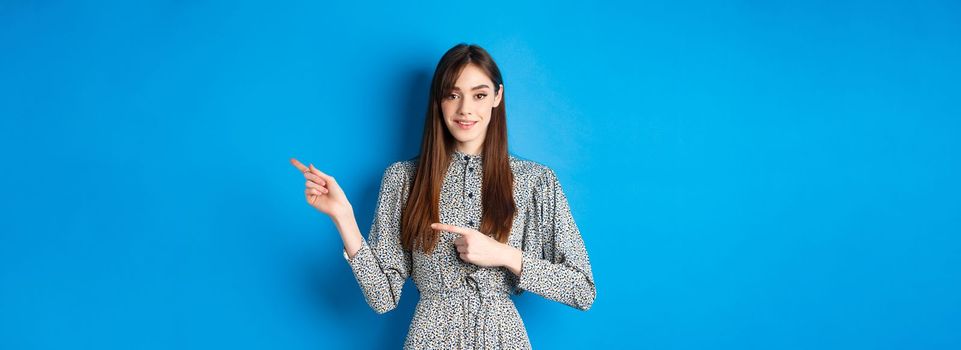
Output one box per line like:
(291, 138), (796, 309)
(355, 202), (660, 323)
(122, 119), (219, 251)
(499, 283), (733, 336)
(344, 149), (596, 349)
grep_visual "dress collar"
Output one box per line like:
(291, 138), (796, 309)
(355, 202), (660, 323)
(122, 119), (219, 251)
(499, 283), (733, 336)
(451, 149), (483, 164)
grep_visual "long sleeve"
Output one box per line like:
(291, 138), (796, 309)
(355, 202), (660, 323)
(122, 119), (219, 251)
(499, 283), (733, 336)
(345, 162), (412, 314)
(517, 167), (597, 311)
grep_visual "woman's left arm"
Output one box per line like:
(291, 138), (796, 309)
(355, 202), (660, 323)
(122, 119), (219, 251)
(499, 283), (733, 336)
(514, 167), (596, 311)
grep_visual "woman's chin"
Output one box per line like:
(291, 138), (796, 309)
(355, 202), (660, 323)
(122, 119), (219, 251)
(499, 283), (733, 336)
(449, 131), (470, 138)
(450, 129), (479, 141)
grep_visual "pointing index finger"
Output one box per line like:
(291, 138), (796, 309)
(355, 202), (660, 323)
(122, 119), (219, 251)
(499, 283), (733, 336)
(430, 223), (470, 236)
(290, 158), (308, 173)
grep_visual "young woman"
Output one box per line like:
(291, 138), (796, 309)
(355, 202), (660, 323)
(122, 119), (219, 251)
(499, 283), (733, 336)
(290, 43), (595, 349)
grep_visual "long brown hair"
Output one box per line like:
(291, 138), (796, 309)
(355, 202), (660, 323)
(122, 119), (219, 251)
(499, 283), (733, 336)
(400, 43), (516, 254)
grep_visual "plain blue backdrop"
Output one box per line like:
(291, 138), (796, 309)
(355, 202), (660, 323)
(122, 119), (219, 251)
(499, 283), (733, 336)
(2, 0), (959, 349)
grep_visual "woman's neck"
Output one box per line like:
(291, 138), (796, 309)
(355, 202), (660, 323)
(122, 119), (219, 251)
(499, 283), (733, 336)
(455, 141), (483, 156)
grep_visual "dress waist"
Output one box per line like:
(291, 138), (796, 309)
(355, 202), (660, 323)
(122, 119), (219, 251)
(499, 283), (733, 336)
(419, 287), (511, 300)
(415, 284), (517, 349)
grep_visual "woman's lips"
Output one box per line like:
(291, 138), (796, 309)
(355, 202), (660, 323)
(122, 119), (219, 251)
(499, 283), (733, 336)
(455, 120), (477, 130)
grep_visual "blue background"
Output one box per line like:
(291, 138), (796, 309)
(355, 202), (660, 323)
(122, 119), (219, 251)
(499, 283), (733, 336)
(2, 1), (959, 349)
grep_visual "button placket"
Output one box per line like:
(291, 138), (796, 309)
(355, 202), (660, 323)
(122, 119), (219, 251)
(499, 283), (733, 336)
(462, 156), (471, 200)
(452, 150), (482, 231)
(465, 156), (479, 229)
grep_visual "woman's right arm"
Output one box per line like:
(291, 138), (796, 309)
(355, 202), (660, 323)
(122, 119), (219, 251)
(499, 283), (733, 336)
(290, 158), (412, 314)
(332, 211), (364, 259)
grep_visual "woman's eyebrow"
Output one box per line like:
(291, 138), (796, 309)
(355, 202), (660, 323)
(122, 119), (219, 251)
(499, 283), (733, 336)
(452, 84), (491, 91)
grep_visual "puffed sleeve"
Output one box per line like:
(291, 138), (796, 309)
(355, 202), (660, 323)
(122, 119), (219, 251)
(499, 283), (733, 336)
(345, 162), (412, 314)
(517, 167), (597, 311)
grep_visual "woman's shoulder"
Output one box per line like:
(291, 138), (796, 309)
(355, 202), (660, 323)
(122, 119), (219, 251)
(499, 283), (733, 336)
(380, 157), (417, 185)
(386, 157), (417, 171)
(509, 153), (557, 183)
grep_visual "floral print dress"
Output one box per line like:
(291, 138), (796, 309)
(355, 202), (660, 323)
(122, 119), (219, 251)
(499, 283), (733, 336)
(344, 149), (596, 349)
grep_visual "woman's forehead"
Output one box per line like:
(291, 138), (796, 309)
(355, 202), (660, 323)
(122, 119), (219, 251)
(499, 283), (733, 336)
(453, 65), (493, 88)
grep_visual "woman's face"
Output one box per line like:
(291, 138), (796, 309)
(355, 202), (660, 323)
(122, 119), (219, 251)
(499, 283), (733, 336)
(440, 63), (503, 153)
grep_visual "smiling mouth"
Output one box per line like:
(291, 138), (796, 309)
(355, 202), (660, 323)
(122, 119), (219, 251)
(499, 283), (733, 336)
(455, 120), (477, 129)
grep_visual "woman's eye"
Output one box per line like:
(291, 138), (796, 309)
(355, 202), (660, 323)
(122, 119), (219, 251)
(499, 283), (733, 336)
(475, 94), (487, 100)
(447, 94), (459, 100)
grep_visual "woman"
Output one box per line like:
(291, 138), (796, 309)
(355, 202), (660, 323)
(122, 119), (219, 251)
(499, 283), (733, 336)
(290, 43), (595, 349)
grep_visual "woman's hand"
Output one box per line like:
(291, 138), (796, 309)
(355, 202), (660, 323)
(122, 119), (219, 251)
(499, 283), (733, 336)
(430, 223), (523, 275)
(290, 158), (353, 219)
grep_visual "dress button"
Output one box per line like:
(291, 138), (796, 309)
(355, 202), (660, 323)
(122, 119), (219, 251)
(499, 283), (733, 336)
(468, 167), (473, 172)
(467, 220), (475, 226)
(467, 192), (473, 198)
(463, 155), (469, 161)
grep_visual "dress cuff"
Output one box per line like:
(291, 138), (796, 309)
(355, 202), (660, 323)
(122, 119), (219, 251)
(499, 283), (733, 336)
(346, 239), (371, 268)
(517, 250), (550, 291)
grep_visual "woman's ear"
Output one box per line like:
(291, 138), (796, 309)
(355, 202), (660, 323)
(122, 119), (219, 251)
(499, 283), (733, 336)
(493, 83), (504, 107)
